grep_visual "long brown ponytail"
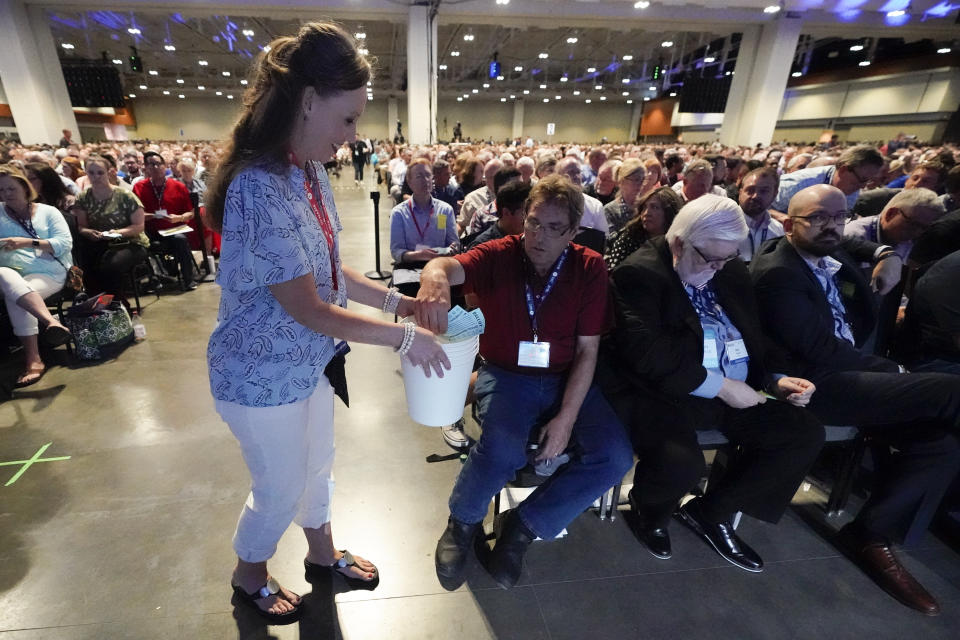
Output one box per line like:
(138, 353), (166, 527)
(205, 21), (371, 232)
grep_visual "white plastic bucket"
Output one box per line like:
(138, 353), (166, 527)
(400, 326), (479, 427)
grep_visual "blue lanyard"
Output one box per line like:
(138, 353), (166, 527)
(524, 246), (569, 341)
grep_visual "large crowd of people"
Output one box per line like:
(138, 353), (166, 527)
(2, 82), (960, 622)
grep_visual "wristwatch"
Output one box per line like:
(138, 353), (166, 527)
(32, 239), (39, 247)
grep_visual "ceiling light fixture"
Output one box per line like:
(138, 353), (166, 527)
(358, 48), (369, 55)
(560, 76), (569, 82)
(227, 95), (234, 99)
(439, 64), (448, 70)
(514, 65), (523, 72)
(622, 91), (629, 96)
(263, 45), (271, 52)
(649, 85), (656, 90)
(178, 94), (185, 99)
(483, 83), (490, 88)
(457, 97), (463, 102)
(573, 90), (581, 95)
(704, 56), (716, 63)
(463, 33), (474, 41)
(198, 60), (208, 66)
(634, 1), (650, 8)
(850, 44), (864, 52)
(886, 9), (906, 17)
(587, 67), (596, 73)
(355, 32), (366, 40)
(240, 79), (248, 85)
(661, 41), (673, 47)
(937, 47), (952, 54)
(595, 84), (603, 90)
(164, 44), (176, 51)
(585, 99), (592, 103)
(764, 5), (781, 13)
(176, 78), (184, 84)
(112, 58), (123, 65)
(162, 90), (170, 95)
(540, 83), (547, 89)
(523, 89), (530, 94)
(222, 71), (231, 76)
(622, 78), (630, 84)
(497, 75), (504, 80)
(566, 37), (578, 44)
(859, 60), (871, 66)
(451, 51), (461, 56)
(149, 69), (158, 75)
(501, 97), (507, 102)
(627, 99), (633, 104)
(623, 54), (634, 61)
(496, 0), (510, 5)
(216, 91), (222, 96)
(643, 97), (650, 101)
(510, 94), (516, 99)
(61, 43), (74, 50)
(128, 93), (135, 98)
(791, 71), (802, 77)
(139, 84), (147, 90)
(472, 88), (479, 93)
(600, 96), (607, 100)
(538, 52), (549, 59)
(127, 27), (141, 35)
(242, 29), (255, 37)
(543, 98), (550, 102)
(197, 85), (205, 90)
(669, 91), (677, 96)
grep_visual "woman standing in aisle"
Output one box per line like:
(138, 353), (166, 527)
(205, 22), (449, 624)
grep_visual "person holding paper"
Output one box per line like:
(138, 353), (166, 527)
(597, 194), (824, 573)
(389, 159), (458, 265)
(203, 22), (450, 624)
(417, 174), (633, 590)
(133, 151), (198, 291)
(74, 155), (150, 304)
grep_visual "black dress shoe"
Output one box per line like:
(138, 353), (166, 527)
(627, 491), (672, 560)
(678, 497), (763, 573)
(488, 509), (535, 589)
(435, 517), (483, 589)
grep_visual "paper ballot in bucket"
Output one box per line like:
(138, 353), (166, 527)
(400, 307), (484, 427)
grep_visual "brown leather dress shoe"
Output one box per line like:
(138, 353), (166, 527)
(837, 525), (940, 616)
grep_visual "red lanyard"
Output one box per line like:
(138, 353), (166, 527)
(296, 157), (339, 290)
(407, 198), (433, 242)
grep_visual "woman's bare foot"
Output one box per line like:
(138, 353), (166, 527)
(232, 571), (301, 614)
(15, 363), (46, 387)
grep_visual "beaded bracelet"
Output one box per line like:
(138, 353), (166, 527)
(382, 287), (402, 314)
(395, 322), (416, 357)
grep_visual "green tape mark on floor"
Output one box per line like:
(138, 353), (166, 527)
(0, 442), (71, 486)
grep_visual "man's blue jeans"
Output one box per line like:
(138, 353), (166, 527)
(448, 364), (633, 539)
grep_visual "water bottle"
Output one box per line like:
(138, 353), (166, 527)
(131, 312), (146, 342)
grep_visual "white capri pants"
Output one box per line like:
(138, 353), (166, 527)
(216, 376), (336, 563)
(0, 267), (63, 336)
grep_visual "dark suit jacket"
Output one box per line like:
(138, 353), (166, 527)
(750, 236), (899, 381)
(850, 187), (900, 220)
(600, 237), (783, 407)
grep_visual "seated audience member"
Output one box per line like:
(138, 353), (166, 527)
(604, 187), (684, 271)
(906, 167), (960, 269)
(723, 156), (745, 199)
(73, 156), (149, 303)
(389, 159), (458, 264)
(0, 165), (74, 387)
(99, 154), (134, 192)
(785, 153), (813, 174)
(584, 159), (620, 206)
(61, 156), (86, 191)
(899, 249), (960, 373)
(751, 184), (960, 616)
(603, 159), (645, 238)
(464, 167), (522, 237)
(555, 157), (609, 234)
(704, 154), (727, 188)
(177, 157), (207, 198)
(419, 175), (632, 590)
(535, 156), (558, 180)
(431, 159), (460, 213)
(119, 152), (143, 185)
(467, 180), (531, 250)
(887, 156), (915, 188)
(737, 167), (783, 263)
(772, 145), (884, 216)
(663, 154), (683, 186)
(454, 157), (484, 206)
(640, 158), (663, 198)
(458, 158), (502, 233)
(940, 165), (960, 214)
(389, 147), (412, 203)
(581, 147), (606, 187)
(671, 159), (727, 202)
(516, 156), (535, 185)
(133, 151), (198, 291)
(850, 162), (945, 219)
(25, 162), (75, 212)
(599, 194), (824, 571)
(845, 188), (945, 262)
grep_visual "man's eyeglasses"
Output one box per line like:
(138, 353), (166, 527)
(524, 217), (571, 239)
(691, 244), (739, 268)
(145, 161), (165, 168)
(846, 166), (873, 187)
(789, 213), (846, 228)
(899, 210), (934, 231)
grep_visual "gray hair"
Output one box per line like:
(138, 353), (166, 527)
(516, 156), (535, 170)
(838, 145), (884, 170)
(682, 158), (713, 179)
(666, 194), (748, 247)
(882, 187), (944, 218)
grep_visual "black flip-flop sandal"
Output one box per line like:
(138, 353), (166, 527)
(305, 549), (380, 591)
(231, 577), (302, 625)
(42, 325), (72, 348)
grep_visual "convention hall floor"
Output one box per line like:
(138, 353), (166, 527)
(2, 168), (959, 639)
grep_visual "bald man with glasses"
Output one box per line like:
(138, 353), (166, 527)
(751, 184), (960, 617)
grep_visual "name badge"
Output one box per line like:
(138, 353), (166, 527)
(518, 340), (551, 368)
(156, 208), (168, 218)
(436, 213), (447, 230)
(725, 338), (749, 364)
(703, 329), (720, 369)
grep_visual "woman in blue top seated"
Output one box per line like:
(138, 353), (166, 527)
(204, 22), (449, 624)
(0, 165), (73, 387)
(389, 158), (459, 265)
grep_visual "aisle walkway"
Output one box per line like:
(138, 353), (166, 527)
(1, 170), (958, 639)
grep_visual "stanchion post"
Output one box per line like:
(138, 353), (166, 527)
(365, 190), (392, 280)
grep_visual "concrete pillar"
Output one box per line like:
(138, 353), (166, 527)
(406, 3), (437, 145)
(0, 0), (80, 144)
(629, 102), (643, 142)
(719, 15), (802, 147)
(511, 99), (524, 140)
(387, 96), (399, 142)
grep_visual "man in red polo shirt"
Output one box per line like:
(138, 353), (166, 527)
(416, 174), (632, 590)
(133, 151), (198, 290)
